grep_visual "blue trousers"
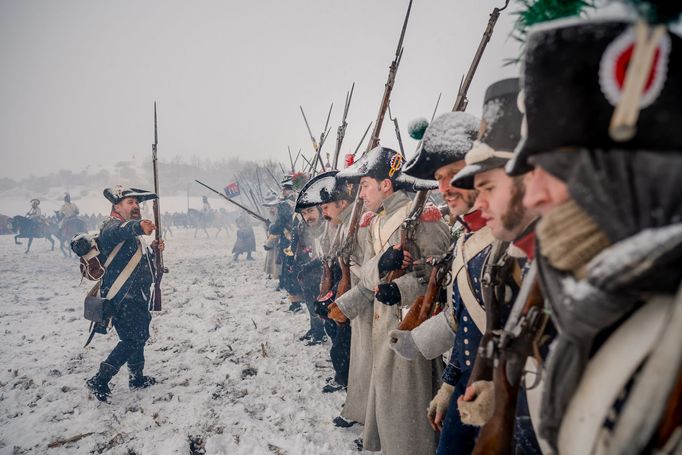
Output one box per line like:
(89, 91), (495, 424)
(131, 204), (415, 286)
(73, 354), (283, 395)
(324, 321), (351, 386)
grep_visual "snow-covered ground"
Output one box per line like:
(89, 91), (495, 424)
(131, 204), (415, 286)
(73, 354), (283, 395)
(0, 227), (363, 454)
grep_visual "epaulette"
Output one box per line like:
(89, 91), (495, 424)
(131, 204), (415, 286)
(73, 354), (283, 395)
(419, 204), (443, 222)
(360, 211), (376, 228)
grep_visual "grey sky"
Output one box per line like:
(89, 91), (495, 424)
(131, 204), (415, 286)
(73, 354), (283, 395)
(0, 0), (521, 179)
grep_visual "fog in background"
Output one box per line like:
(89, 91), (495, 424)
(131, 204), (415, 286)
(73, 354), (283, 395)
(1, 0), (524, 180)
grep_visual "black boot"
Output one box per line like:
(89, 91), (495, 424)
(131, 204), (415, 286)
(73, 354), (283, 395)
(128, 362), (156, 390)
(86, 362), (117, 402)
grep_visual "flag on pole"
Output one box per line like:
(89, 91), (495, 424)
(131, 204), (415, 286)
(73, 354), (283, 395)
(224, 181), (240, 198)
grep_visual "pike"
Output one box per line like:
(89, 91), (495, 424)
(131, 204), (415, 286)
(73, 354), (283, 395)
(300, 105), (330, 174)
(151, 102), (166, 312)
(332, 82), (355, 169)
(195, 180), (270, 227)
(336, 0), (414, 300)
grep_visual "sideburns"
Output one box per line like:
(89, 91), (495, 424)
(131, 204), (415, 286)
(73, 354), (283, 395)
(501, 177), (526, 232)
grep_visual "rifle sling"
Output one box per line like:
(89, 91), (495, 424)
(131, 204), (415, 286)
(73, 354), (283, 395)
(371, 204), (411, 256)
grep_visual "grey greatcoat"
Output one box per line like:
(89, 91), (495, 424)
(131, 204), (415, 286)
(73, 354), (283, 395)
(336, 190), (451, 455)
(333, 203), (374, 424)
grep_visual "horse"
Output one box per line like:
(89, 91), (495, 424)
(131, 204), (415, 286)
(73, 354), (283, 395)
(187, 208), (212, 238)
(10, 216), (55, 253)
(54, 213), (88, 257)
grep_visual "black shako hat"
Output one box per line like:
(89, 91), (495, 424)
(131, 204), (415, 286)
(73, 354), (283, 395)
(103, 185), (158, 205)
(336, 146), (437, 191)
(294, 170), (353, 213)
(507, 19), (682, 175)
(452, 78), (522, 189)
(402, 111), (480, 180)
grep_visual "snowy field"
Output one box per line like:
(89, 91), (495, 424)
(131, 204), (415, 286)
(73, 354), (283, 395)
(0, 227), (363, 454)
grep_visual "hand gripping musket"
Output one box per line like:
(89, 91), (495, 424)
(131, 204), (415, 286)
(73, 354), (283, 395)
(398, 238), (456, 330)
(338, 0), (414, 296)
(151, 102), (166, 312)
(318, 224), (344, 300)
(472, 262), (549, 455)
(385, 188), (428, 285)
(332, 83), (355, 170)
(194, 180), (271, 227)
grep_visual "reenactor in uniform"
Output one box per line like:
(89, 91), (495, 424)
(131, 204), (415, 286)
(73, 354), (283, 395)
(500, 13), (682, 454)
(86, 185), (164, 403)
(291, 189), (327, 344)
(330, 146), (451, 455)
(26, 198), (42, 220)
(263, 193), (281, 280)
(58, 192), (80, 229)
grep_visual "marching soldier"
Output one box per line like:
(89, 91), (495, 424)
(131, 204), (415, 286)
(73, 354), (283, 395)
(86, 185), (164, 403)
(330, 146), (451, 455)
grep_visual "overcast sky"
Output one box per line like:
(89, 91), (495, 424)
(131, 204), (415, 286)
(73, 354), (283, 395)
(0, 0), (525, 179)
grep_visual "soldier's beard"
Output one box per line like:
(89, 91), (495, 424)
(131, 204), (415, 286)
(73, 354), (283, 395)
(501, 179), (525, 232)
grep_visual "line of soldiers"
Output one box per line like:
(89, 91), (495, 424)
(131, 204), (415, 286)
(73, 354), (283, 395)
(257, 12), (682, 455)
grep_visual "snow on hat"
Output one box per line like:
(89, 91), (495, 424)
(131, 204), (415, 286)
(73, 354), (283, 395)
(103, 185), (158, 205)
(294, 170), (353, 213)
(452, 78), (522, 189)
(402, 112), (480, 180)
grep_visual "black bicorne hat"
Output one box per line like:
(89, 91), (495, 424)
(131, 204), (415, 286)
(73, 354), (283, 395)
(295, 170), (353, 213)
(402, 112), (480, 180)
(103, 185), (158, 205)
(337, 146), (437, 191)
(452, 78), (522, 189)
(507, 19), (682, 175)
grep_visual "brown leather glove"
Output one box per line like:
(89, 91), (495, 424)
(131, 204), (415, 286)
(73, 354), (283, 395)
(328, 302), (348, 324)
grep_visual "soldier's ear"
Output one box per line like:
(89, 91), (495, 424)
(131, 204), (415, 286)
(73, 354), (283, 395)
(380, 178), (394, 193)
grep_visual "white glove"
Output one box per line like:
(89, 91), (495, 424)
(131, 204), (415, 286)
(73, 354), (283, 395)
(458, 380), (495, 426)
(427, 382), (455, 432)
(389, 329), (419, 360)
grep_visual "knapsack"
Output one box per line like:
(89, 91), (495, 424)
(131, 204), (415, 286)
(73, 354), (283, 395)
(71, 233), (106, 281)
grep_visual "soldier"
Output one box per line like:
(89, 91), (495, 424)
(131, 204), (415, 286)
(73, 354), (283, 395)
(26, 198), (42, 220)
(388, 111), (492, 454)
(449, 78), (543, 454)
(262, 193), (281, 280)
(502, 13), (682, 454)
(330, 146), (451, 455)
(291, 188), (327, 344)
(86, 185), (164, 403)
(58, 192), (80, 229)
(232, 211), (256, 261)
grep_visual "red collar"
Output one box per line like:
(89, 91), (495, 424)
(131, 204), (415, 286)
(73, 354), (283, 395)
(110, 210), (126, 222)
(513, 230), (536, 260)
(461, 210), (487, 232)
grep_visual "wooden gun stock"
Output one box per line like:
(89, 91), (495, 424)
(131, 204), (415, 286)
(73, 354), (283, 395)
(398, 263), (440, 330)
(472, 276), (545, 455)
(336, 257), (352, 299)
(317, 259), (334, 300)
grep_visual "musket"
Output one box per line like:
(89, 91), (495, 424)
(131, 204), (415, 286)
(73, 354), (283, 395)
(452, 0), (510, 112)
(388, 103), (406, 157)
(151, 102), (166, 312)
(385, 188), (428, 285)
(352, 121), (373, 157)
(340, 0), (414, 277)
(318, 224), (344, 300)
(287, 146), (295, 173)
(195, 180), (270, 227)
(264, 166), (282, 189)
(332, 83), (355, 169)
(300, 105), (330, 174)
(430, 92), (442, 122)
(402, 0), (510, 328)
(472, 263), (549, 455)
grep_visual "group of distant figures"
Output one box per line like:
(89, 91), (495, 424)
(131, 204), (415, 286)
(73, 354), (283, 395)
(4, 193), (255, 256)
